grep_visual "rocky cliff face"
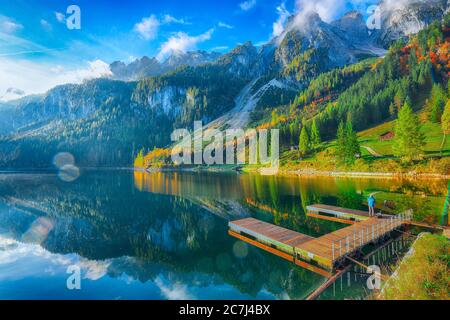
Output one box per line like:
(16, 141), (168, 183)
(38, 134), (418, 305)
(139, 85), (187, 116)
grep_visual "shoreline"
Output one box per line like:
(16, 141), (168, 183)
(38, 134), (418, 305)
(278, 169), (450, 180)
(141, 166), (450, 180)
(2, 166), (448, 180)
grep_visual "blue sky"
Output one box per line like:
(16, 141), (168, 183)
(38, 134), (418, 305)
(0, 0), (379, 99)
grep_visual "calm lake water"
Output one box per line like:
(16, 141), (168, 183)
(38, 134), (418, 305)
(0, 170), (447, 300)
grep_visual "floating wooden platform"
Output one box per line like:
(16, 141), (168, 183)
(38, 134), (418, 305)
(229, 207), (413, 274)
(306, 204), (371, 224)
(229, 218), (314, 256)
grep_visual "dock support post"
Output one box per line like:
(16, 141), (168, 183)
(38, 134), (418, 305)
(360, 230), (363, 247)
(376, 223), (379, 240)
(339, 240), (342, 257)
(332, 242), (335, 261)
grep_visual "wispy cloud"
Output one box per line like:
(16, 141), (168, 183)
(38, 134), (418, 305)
(0, 15), (23, 34)
(157, 29), (214, 61)
(40, 19), (52, 31)
(218, 22), (234, 29)
(239, 0), (257, 11)
(162, 14), (190, 25)
(210, 45), (228, 52)
(55, 12), (65, 23)
(272, 2), (290, 38)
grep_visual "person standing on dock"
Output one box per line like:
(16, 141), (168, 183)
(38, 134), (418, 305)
(368, 195), (376, 217)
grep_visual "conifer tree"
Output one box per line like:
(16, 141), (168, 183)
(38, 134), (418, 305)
(336, 121), (346, 164)
(299, 126), (310, 157)
(441, 100), (450, 154)
(393, 102), (425, 161)
(310, 118), (321, 148)
(345, 121), (360, 165)
(429, 84), (446, 123)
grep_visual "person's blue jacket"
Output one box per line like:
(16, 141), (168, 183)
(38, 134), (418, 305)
(368, 196), (375, 207)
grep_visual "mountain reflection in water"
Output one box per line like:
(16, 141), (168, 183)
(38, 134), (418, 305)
(0, 170), (446, 299)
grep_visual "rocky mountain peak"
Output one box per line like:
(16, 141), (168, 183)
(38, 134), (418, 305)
(110, 50), (222, 81)
(376, 0), (450, 47)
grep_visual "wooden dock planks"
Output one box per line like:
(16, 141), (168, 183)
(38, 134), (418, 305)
(229, 208), (411, 273)
(306, 204), (371, 223)
(229, 218), (313, 255)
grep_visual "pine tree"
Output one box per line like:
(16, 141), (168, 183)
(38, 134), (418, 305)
(345, 121), (360, 165)
(310, 118), (321, 148)
(393, 102), (425, 161)
(289, 123), (295, 146)
(298, 126), (310, 157)
(394, 89), (405, 112)
(299, 126), (310, 157)
(441, 100), (450, 154)
(336, 121), (346, 164)
(429, 84), (446, 123)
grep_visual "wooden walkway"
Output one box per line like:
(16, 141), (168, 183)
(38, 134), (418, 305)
(229, 207), (413, 272)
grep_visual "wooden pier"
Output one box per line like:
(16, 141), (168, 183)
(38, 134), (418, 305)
(306, 204), (372, 224)
(229, 206), (413, 273)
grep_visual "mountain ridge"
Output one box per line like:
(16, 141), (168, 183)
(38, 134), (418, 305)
(0, 1), (448, 168)
(110, 50), (222, 81)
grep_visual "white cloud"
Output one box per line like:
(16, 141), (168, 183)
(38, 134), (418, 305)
(0, 16), (23, 34)
(156, 29), (214, 61)
(210, 46), (229, 52)
(272, 2), (290, 38)
(134, 14), (191, 40)
(292, 0), (387, 25)
(80, 260), (111, 281)
(0, 235), (110, 282)
(239, 0), (257, 11)
(134, 14), (160, 40)
(293, 0), (346, 24)
(218, 22), (234, 29)
(40, 19), (52, 31)
(163, 14), (189, 25)
(381, 0), (415, 12)
(80, 59), (113, 79)
(154, 277), (194, 300)
(55, 12), (65, 23)
(0, 58), (112, 100)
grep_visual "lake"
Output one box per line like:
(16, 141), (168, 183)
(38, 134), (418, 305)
(0, 170), (447, 300)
